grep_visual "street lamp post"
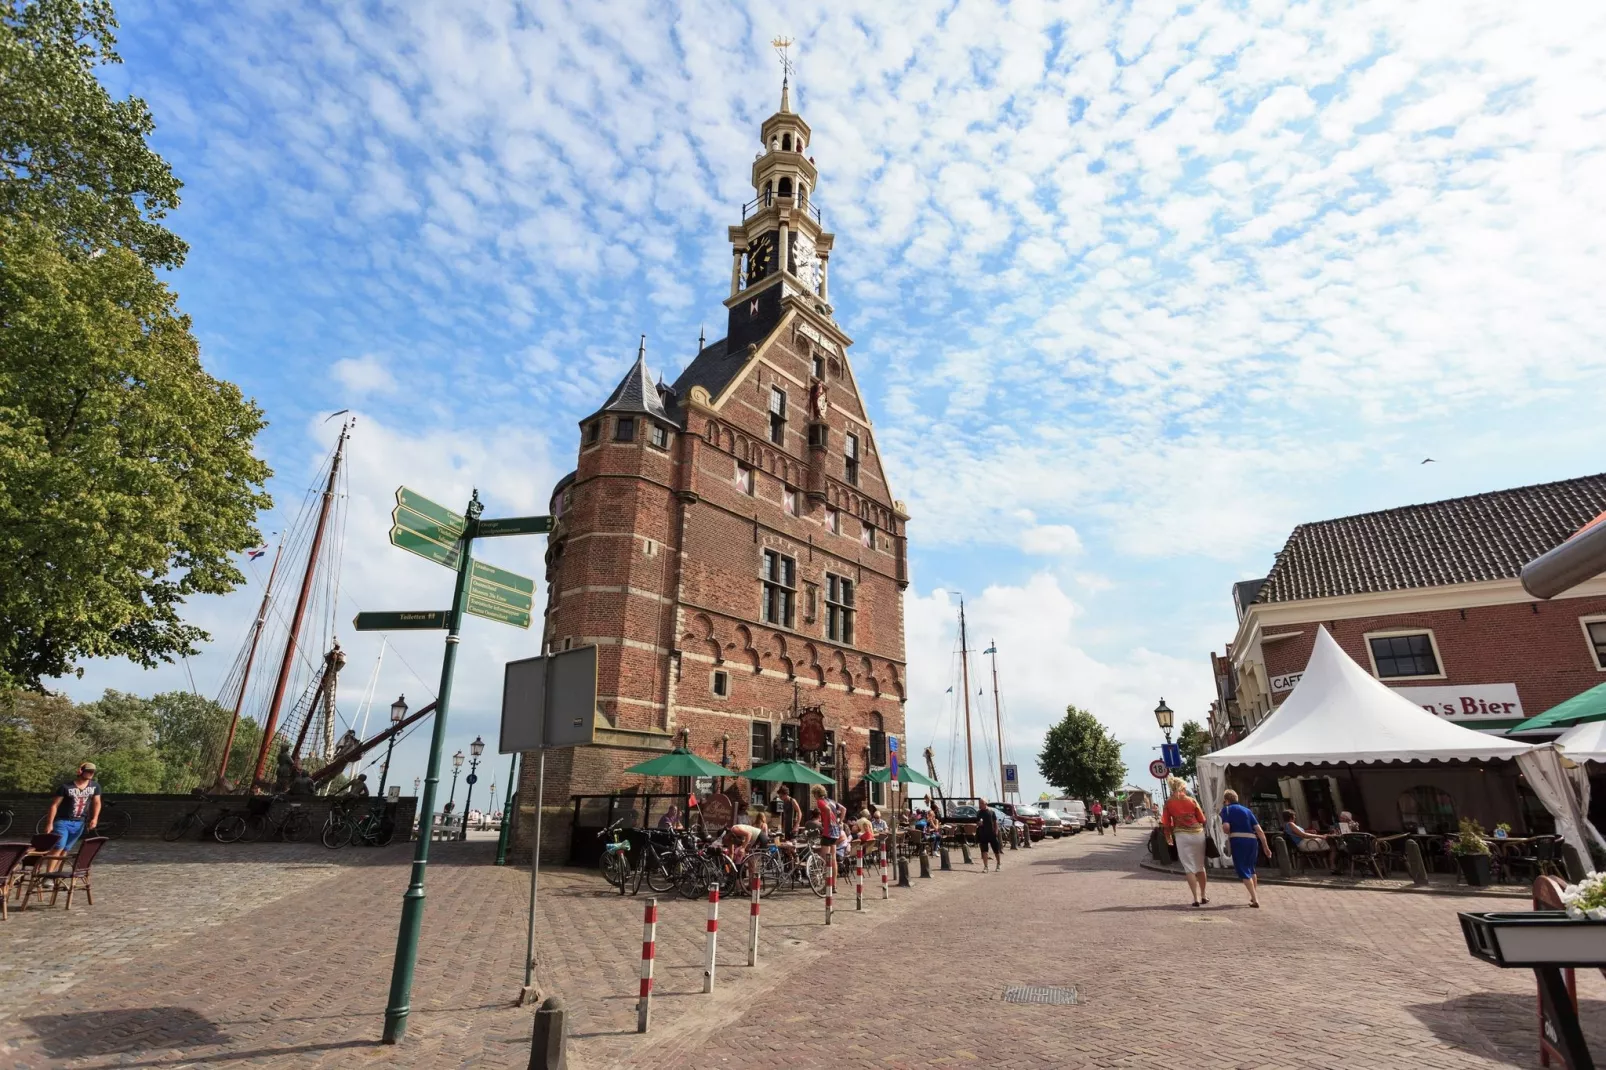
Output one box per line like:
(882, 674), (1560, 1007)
(446, 749), (464, 818)
(377, 695), (407, 798)
(413, 777), (421, 797)
(459, 736), (484, 841)
(1154, 698), (1175, 802)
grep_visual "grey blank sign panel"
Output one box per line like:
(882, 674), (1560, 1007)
(499, 645), (597, 754)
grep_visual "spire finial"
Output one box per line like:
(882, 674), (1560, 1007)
(698, 325), (706, 353)
(638, 334), (646, 361)
(772, 36), (794, 111)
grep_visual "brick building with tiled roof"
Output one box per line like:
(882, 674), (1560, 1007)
(513, 80), (909, 864)
(1207, 474), (1606, 832)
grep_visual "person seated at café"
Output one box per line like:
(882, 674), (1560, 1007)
(1336, 810), (1360, 834)
(1283, 809), (1339, 873)
(658, 804), (682, 831)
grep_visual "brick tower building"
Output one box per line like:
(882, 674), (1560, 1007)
(515, 79), (910, 863)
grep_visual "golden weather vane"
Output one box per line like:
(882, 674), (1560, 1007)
(772, 35), (795, 82)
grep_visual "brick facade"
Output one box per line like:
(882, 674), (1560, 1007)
(1257, 596), (1606, 721)
(514, 88), (908, 864)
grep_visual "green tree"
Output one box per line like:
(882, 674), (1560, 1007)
(1176, 720), (1212, 779)
(1036, 705), (1127, 802)
(1, 0), (185, 267)
(0, 1), (271, 691)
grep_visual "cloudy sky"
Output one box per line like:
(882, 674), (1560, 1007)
(59, 0), (1606, 805)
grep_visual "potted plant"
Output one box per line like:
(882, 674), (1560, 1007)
(1451, 818), (1493, 887)
(1562, 873), (1606, 921)
(1494, 822), (1511, 839)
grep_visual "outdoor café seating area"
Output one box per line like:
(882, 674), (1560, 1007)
(0, 833), (105, 918)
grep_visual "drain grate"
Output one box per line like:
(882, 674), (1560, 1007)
(1002, 985), (1078, 1006)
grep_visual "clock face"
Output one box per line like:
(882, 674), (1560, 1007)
(745, 231), (776, 287)
(791, 231), (823, 293)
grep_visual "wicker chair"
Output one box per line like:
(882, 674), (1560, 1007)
(36, 836), (108, 911)
(0, 843), (30, 920)
(1336, 833), (1384, 879)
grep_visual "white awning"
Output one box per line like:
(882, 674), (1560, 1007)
(1557, 718), (1606, 764)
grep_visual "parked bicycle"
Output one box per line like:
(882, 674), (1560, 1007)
(216, 795), (315, 844)
(30, 802), (132, 840)
(162, 796), (243, 843)
(321, 800), (392, 849)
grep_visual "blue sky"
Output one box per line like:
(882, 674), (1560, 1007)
(58, 0), (1606, 805)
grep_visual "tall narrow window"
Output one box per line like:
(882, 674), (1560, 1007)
(650, 424), (670, 449)
(614, 416), (636, 442)
(861, 523), (875, 549)
(825, 507), (840, 534)
(586, 421), (601, 444)
(750, 721), (771, 763)
(825, 573), (855, 644)
(813, 354), (825, 380)
(769, 387), (787, 445)
(783, 487), (798, 515)
(737, 463), (755, 495)
(844, 432), (860, 485)
(762, 549), (796, 628)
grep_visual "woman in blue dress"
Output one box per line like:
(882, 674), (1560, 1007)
(1219, 790), (1272, 908)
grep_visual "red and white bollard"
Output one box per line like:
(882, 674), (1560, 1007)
(703, 883), (720, 993)
(855, 846), (865, 910)
(747, 856), (761, 967)
(825, 850), (835, 924)
(880, 845), (891, 899)
(636, 897), (657, 1033)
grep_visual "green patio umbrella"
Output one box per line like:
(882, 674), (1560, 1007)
(1509, 681), (1606, 734)
(866, 765), (940, 788)
(624, 748), (731, 778)
(738, 759), (834, 785)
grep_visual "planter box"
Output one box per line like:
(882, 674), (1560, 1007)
(1456, 852), (1492, 887)
(1460, 911), (1606, 968)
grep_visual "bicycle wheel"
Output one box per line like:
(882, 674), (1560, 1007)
(99, 808), (132, 840)
(644, 850), (680, 894)
(281, 810), (313, 842)
(162, 812), (197, 842)
(240, 814), (270, 843)
(600, 848), (630, 892)
(321, 816), (352, 850)
(757, 853), (783, 898)
(214, 814), (246, 844)
(677, 855), (709, 899)
(806, 852), (828, 897)
(0, 809), (12, 836)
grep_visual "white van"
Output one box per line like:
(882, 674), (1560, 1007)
(1044, 799), (1087, 834)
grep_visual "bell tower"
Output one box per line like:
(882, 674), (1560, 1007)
(726, 40), (836, 351)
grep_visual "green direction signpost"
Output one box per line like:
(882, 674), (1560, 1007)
(475, 514), (553, 538)
(353, 610), (450, 631)
(379, 489), (549, 1045)
(390, 488), (466, 569)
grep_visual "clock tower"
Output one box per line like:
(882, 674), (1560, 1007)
(725, 77), (837, 352)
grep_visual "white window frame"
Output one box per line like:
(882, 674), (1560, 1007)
(1362, 628), (1447, 682)
(1581, 615), (1606, 672)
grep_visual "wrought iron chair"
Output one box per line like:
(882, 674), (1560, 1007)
(0, 843), (30, 920)
(1336, 833), (1384, 878)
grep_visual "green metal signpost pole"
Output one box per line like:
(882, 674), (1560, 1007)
(382, 490), (482, 1045)
(494, 753), (518, 866)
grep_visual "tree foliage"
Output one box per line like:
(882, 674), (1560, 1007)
(1036, 705), (1127, 802)
(1177, 719), (1212, 779)
(1, 0), (185, 267)
(0, 687), (265, 792)
(0, 1), (271, 690)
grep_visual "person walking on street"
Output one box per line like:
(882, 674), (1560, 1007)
(1162, 776), (1209, 906)
(1219, 789), (1270, 908)
(42, 762), (101, 869)
(975, 799), (1004, 872)
(1092, 800), (1104, 835)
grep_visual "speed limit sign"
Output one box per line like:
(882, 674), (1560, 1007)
(1149, 758), (1168, 779)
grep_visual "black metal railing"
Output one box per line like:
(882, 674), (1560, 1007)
(741, 192), (824, 225)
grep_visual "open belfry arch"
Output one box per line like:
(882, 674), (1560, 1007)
(516, 50), (911, 863)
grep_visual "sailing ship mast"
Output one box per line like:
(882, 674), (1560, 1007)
(959, 598), (976, 798)
(213, 541), (286, 786)
(988, 639), (1006, 801)
(249, 423), (350, 788)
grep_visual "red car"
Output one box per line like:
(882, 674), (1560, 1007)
(994, 803), (1045, 841)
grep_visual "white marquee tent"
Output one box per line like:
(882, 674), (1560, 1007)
(1197, 627), (1592, 866)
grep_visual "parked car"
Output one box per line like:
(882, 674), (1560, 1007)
(1036, 808), (1065, 838)
(938, 802), (1015, 843)
(1044, 798), (1087, 834)
(995, 803), (1045, 841)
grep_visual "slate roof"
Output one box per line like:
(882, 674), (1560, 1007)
(1256, 473), (1606, 604)
(668, 337), (740, 401)
(596, 349), (674, 424)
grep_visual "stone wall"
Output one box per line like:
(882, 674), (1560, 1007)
(0, 792), (419, 841)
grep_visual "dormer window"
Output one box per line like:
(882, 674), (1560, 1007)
(769, 387), (787, 444)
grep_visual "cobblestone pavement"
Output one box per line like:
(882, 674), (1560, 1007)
(4, 829), (1605, 1068)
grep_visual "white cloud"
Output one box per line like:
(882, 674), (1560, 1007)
(1018, 524), (1084, 556)
(332, 355), (397, 396)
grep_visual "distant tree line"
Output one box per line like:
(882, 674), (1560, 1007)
(0, 688), (266, 793)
